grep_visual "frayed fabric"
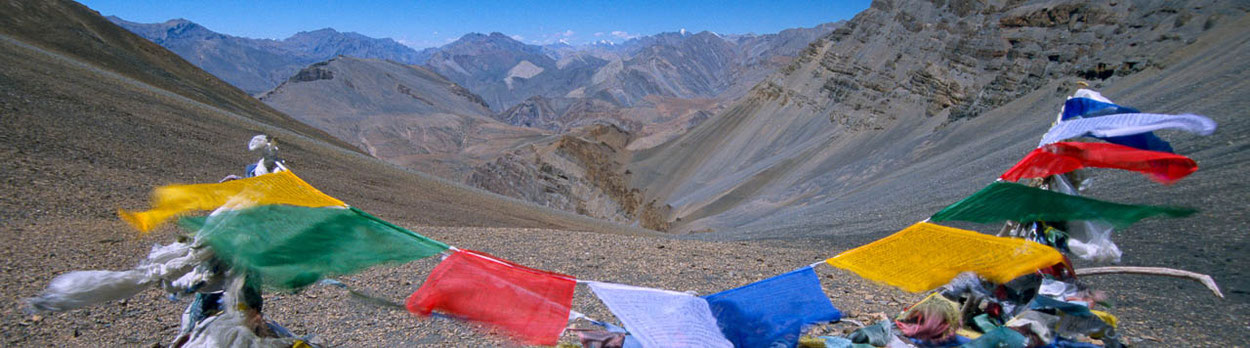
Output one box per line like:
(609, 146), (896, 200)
(1038, 113), (1215, 147)
(27, 241), (212, 312)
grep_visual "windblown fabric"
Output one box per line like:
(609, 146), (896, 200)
(120, 171), (346, 233)
(179, 205), (448, 289)
(27, 241), (211, 312)
(407, 249), (575, 346)
(1061, 97), (1140, 121)
(825, 222), (1064, 292)
(1038, 113), (1215, 147)
(703, 266), (841, 347)
(586, 281), (733, 348)
(1061, 96), (1173, 152)
(1000, 142), (1197, 184)
(930, 182), (1196, 228)
(1048, 176), (1123, 263)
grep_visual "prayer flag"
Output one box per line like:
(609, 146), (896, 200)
(1000, 142), (1197, 184)
(586, 281), (733, 348)
(930, 182), (1195, 228)
(703, 267), (841, 347)
(120, 171), (346, 233)
(1060, 97), (1173, 152)
(826, 222), (1064, 292)
(407, 249), (575, 346)
(1061, 97), (1140, 121)
(1038, 113), (1215, 147)
(178, 205), (448, 289)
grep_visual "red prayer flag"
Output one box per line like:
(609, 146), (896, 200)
(1001, 142), (1197, 184)
(406, 249), (576, 345)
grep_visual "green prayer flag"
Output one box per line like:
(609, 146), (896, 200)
(931, 182), (1195, 228)
(179, 205), (449, 289)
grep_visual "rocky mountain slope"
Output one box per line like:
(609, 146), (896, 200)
(0, 1), (666, 345)
(109, 17), (432, 94)
(258, 56), (549, 179)
(633, 0), (1249, 236)
(1, 0), (640, 232)
(467, 124), (671, 231)
(494, 94), (719, 151)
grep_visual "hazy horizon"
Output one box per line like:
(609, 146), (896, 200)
(80, 0), (870, 49)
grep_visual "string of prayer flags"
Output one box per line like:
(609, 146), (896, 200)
(586, 281), (733, 348)
(1000, 142), (1197, 184)
(406, 249), (575, 346)
(825, 222), (1065, 292)
(119, 170), (346, 233)
(177, 205), (448, 289)
(930, 182), (1196, 228)
(703, 266), (842, 347)
(1038, 113), (1215, 148)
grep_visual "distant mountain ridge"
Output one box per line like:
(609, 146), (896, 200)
(110, 16), (838, 113)
(108, 16), (433, 94)
(424, 23), (841, 112)
(258, 56), (546, 180)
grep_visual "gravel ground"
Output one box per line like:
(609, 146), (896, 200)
(0, 219), (922, 347)
(3, 218), (1245, 347)
(1, 2), (1247, 347)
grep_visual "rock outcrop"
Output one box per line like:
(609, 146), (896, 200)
(467, 125), (671, 231)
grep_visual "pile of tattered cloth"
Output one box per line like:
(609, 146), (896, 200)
(807, 270), (1119, 348)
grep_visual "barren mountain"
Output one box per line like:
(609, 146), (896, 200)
(425, 24), (838, 114)
(109, 17), (432, 94)
(634, 0), (1250, 237)
(258, 56), (549, 179)
(582, 23), (841, 107)
(423, 32), (606, 113)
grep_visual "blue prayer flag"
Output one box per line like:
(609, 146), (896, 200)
(1061, 98), (1140, 121)
(703, 266), (841, 348)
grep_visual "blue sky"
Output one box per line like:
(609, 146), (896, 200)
(79, 0), (871, 48)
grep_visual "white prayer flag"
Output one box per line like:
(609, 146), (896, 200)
(586, 281), (732, 348)
(1039, 113), (1215, 146)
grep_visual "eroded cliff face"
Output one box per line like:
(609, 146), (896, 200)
(792, 0), (1225, 130)
(467, 124), (671, 231)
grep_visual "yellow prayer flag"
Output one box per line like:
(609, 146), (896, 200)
(119, 170), (346, 233)
(825, 222), (1064, 293)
